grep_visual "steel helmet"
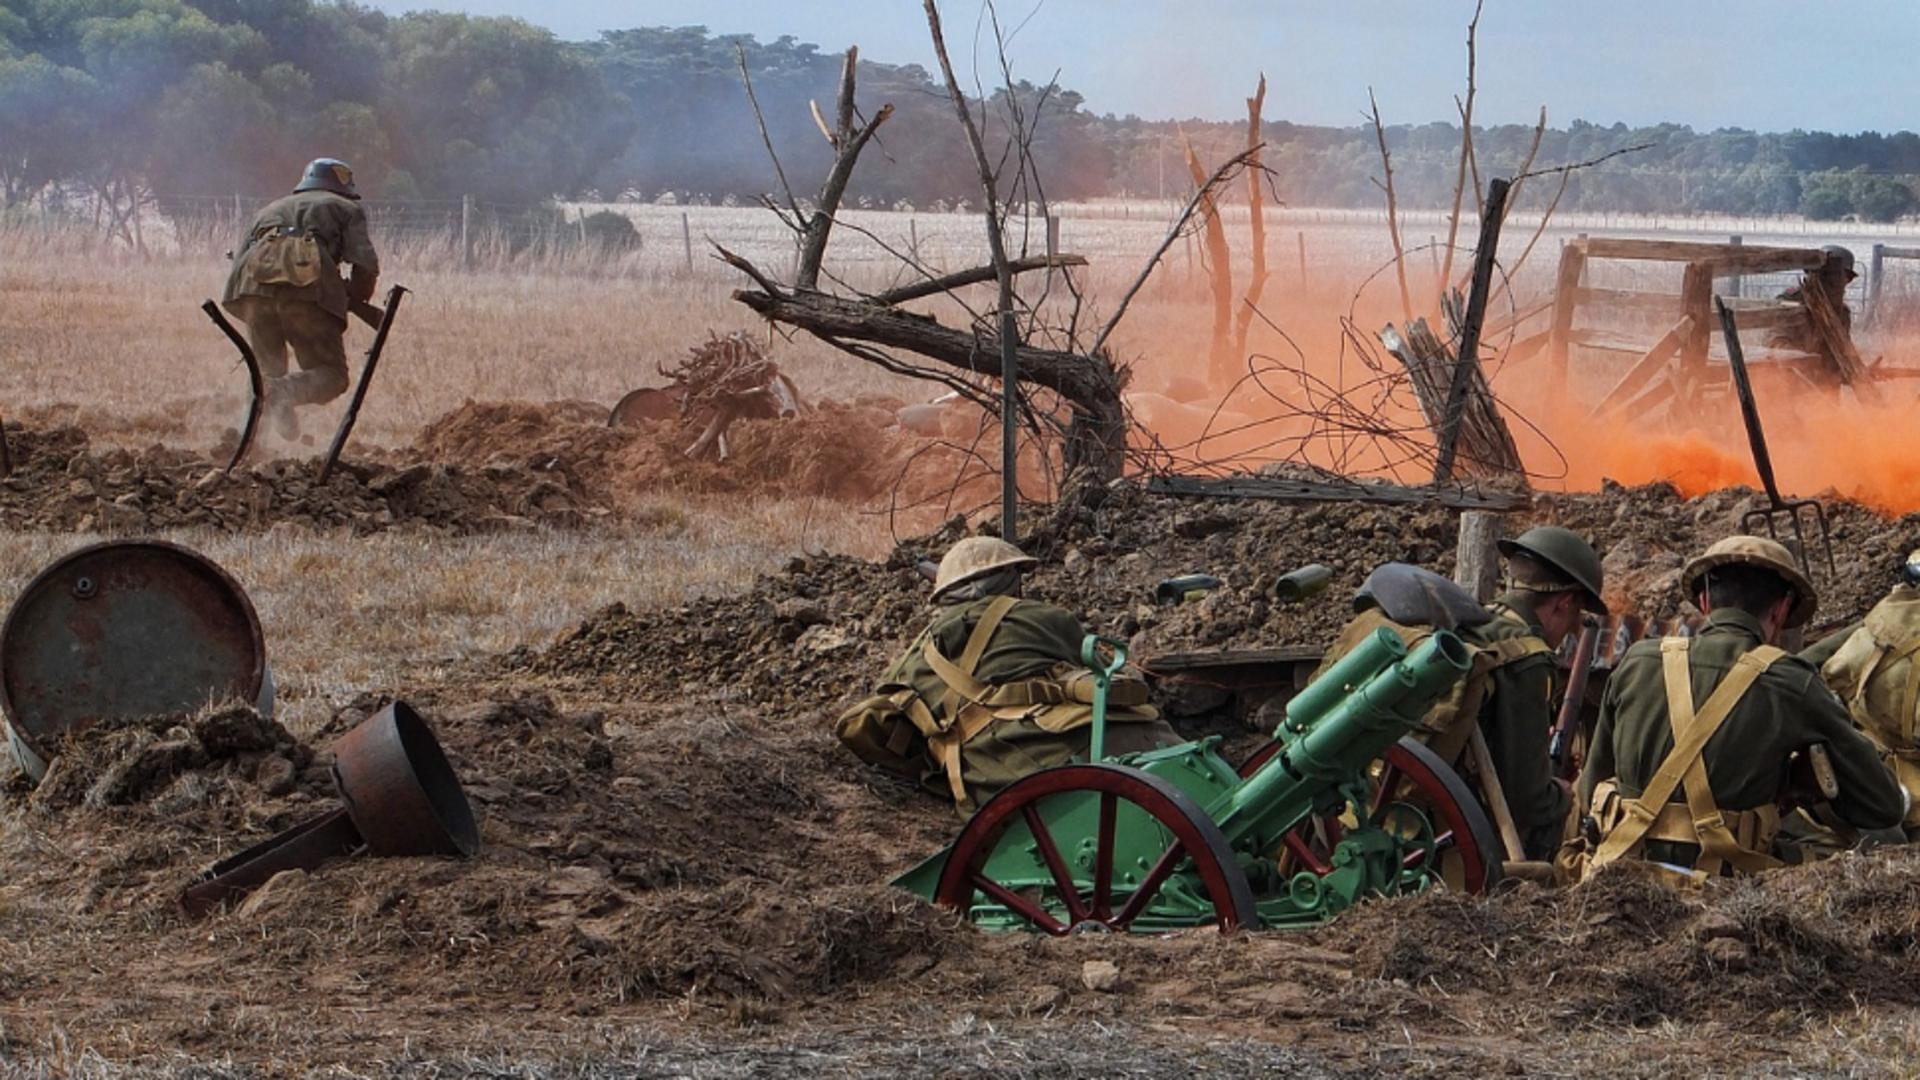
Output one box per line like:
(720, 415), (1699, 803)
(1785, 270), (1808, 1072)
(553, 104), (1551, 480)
(294, 158), (360, 200)
(1682, 535), (1818, 629)
(1821, 245), (1858, 280)
(1496, 525), (1608, 615)
(932, 537), (1037, 600)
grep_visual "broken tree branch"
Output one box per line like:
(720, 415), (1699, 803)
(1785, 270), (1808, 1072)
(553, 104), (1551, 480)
(736, 44), (803, 225)
(1434, 177), (1510, 484)
(795, 46), (893, 292)
(1439, 0), (1484, 295)
(1090, 146), (1261, 359)
(1369, 88), (1414, 326)
(924, 0), (1025, 535)
(872, 255), (1087, 306)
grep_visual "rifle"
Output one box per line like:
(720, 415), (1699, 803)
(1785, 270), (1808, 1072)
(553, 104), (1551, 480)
(1549, 616), (1602, 778)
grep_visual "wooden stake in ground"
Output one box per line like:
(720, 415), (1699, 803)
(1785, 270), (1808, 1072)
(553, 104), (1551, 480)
(1433, 177), (1511, 484)
(1452, 510), (1503, 603)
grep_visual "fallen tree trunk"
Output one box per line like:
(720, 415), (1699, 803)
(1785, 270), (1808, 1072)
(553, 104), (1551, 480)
(731, 280), (1127, 480)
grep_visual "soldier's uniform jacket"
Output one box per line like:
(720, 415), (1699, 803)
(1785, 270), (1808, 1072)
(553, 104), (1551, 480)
(222, 189), (379, 323)
(1463, 593), (1571, 860)
(883, 595), (1088, 706)
(1315, 590), (1566, 860)
(837, 595), (1171, 809)
(1578, 607), (1904, 870)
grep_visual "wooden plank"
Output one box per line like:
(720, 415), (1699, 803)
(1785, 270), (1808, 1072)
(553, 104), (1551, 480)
(1588, 316), (1691, 419)
(1143, 474), (1529, 511)
(1583, 237), (1820, 269)
(1678, 263), (1714, 404)
(1544, 241), (1587, 401)
(1715, 304), (1807, 334)
(1572, 286), (1683, 316)
(1482, 295), (1556, 341)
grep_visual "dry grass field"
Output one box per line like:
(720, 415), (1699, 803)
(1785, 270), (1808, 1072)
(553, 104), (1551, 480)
(7, 203), (1920, 1076)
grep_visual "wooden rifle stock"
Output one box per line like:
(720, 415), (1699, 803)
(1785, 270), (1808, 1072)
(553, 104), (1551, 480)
(1550, 617), (1602, 777)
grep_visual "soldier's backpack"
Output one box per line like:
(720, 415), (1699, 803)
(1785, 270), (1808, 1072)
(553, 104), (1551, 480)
(834, 595), (1160, 809)
(1821, 585), (1920, 826)
(240, 226), (325, 289)
(1310, 564), (1549, 764)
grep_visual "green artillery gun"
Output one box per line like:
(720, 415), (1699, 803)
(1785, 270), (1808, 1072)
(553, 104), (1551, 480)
(896, 627), (1493, 932)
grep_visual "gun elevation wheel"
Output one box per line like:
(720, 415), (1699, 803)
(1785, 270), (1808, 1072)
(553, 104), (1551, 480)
(1239, 735), (1505, 894)
(932, 763), (1257, 934)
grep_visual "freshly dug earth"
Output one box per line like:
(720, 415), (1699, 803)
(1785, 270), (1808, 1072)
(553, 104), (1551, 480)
(0, 400), (944, 536)
(6, 479), (1920, 1074)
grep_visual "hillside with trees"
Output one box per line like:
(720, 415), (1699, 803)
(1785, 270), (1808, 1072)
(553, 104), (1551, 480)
(2, 5), (1916, 222)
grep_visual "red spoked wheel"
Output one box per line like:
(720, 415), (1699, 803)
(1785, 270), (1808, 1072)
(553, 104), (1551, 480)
(608, 386), (691, 427)
(1238, 735), (1504, 894)
(932, 763), (1258, 935)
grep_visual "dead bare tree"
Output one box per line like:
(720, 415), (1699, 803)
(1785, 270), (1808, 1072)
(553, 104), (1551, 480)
(795, 48), (892, 291)
(1368, 88), (1414, 326)
(1230, 75), (1270, 371)
(1437, 0), (1485, 294)
(1182, 130), (1238, 387)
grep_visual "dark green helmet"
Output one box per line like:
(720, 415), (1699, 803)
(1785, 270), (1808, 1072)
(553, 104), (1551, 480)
(294, 158), (359, 200)
(1496, 525), (1607, 615)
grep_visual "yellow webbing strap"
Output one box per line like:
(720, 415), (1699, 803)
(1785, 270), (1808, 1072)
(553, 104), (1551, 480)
(923, 594), (1019, 809)
(923, 595), (1019, 711)
(1589, 638), (1785, 875)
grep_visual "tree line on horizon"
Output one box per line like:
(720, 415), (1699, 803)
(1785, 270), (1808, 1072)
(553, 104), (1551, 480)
(3, 4), (1917, 225)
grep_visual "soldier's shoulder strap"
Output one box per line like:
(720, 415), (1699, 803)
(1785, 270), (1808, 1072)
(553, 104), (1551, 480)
(922, 595), (1020, 707)
(1588, 638), (1785, 876)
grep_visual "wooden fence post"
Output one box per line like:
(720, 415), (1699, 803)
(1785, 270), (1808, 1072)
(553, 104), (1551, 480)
(1454, 510), (1503, 602)
(460, 194), (473, 270)
(1870, 242), (1887, 323)
(682, 211), (694, 274)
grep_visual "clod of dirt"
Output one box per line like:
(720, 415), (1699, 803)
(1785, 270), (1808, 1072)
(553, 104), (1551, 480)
(29, 704), (313, 812)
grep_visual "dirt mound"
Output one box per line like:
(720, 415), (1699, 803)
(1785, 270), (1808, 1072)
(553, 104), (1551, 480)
(415, 398), (928, 505)
(523, 483), (1920, 719)
(28, 704), (316, 814)
(0, 422), (605, 534)
(1308, 850), (1920, 1032)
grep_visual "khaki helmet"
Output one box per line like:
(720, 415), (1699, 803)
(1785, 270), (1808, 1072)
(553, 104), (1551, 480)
(1496, 525), (1608, 615)
(932, 537), (1037, 599)
(1682, 535), (1818, 629)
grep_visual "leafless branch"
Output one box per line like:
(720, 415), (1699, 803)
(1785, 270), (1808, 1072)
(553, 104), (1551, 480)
(1369, 88), (1414, 326)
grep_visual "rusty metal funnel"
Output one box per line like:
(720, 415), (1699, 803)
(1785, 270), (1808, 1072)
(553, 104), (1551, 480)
(179, 701), (478, 918)
(333, 701), (479, 857)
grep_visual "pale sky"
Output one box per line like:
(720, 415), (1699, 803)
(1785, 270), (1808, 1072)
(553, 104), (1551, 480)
(358, 1), (1920, 133)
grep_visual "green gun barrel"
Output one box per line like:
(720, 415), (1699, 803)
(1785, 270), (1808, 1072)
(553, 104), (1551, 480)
(1280, 626), (1405, 736)
(1212, 631), (1472, 852)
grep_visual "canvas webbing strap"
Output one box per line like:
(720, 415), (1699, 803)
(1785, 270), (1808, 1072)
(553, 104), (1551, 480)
(1590, 638), (1784, 875)
(924, 595), (1019, 711)
(923, 595), (1018, 809)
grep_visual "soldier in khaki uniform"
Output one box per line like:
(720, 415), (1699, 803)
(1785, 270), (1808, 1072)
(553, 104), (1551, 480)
(221, 158), (379, 438)
(1313, 526), (1607, 860)
(1575, 536), (1905, 879)
(837, 538), (1177, 808)
(1811, 551), (1920, 839)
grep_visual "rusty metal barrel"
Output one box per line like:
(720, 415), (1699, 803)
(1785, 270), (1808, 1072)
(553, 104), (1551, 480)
(0, 540), (268, 781)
